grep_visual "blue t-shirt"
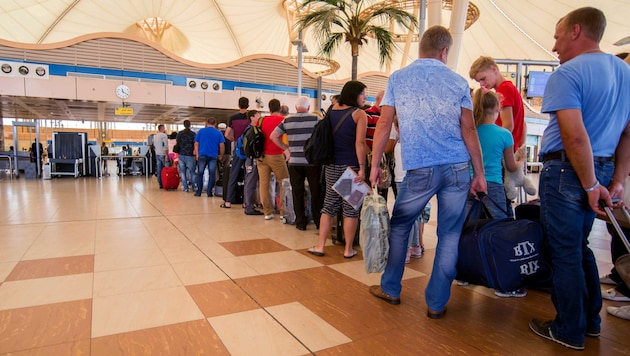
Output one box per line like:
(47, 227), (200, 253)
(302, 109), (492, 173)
(382, 59), (473, 170)
(477, 124), (513, 184)
(194, 126), (225, 157)
(540, 53), (630, 157)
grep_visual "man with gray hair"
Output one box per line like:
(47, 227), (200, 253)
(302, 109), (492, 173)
(270, 96), (323, 230)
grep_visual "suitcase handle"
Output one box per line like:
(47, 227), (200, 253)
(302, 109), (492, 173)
(600, 201), (630, 254)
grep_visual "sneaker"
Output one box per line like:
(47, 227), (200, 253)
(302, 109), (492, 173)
(607, 305), (630, 320)
(599, 274), (619, 286)
(280, 216), (287, 224)
(183, 188), (189, 192)
(495, 288), (527, 298)
(409, 245), (423, 258)
(456, 280), (469, 286)
(529, 319), (584, 350)
(602, 288), (630, 302)
(405, 249), (411, 264)
(264, 214), (274, 220)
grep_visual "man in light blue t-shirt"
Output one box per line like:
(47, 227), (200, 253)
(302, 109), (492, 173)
(368, 26), (486, 318)
(528, 7), (630, 351)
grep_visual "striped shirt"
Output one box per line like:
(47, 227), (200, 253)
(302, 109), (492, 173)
(274, 112), (319, 165)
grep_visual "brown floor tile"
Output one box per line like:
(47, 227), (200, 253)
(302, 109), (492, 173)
(8, 340), (91, 356)
(236, 266), (365, 307)
(186, 280), (260, 318)
(91, 319), (230, 356)
(5, 255), (94, 281)
(0, 299), (91, 354)
(219, 238), (290, 256)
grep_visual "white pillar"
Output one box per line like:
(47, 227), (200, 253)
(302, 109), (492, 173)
(447, 0), (469, 70)
(427, 0), (442, 28)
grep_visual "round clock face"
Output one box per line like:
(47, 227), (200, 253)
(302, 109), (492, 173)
(116, 84), (130, 99)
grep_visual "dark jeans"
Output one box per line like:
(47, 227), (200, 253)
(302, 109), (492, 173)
(288, 164), (323, 228)
(196, 155), (217, 196)
(606, 223), (630, 296)
(226, 155), (245, 203)
(539, 159), (613, 345)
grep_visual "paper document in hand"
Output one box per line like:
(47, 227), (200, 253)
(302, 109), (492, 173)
(332, 167), (371, 210)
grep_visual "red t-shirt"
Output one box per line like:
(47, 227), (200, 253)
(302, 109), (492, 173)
(496, 80), (525, 150)
(261, 114), (285, 155)
(365, 105), (380, 149)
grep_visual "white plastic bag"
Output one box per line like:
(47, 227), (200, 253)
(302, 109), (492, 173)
(360, 187), (390, 273)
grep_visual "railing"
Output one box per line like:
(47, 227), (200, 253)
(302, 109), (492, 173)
(0, 154), (14, 180)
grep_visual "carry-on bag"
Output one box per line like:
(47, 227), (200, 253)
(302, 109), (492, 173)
(457, 195), (549, 292)
(161, 166), (180, 190)
(602, 204), (630, 287)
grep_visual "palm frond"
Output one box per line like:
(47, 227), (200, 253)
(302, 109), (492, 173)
(369, 25), (396, 66)
(320, 32), (345, 58)
(370, 7), (418, 31)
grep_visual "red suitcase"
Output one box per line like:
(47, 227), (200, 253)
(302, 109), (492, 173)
(161, 166), (180, 190)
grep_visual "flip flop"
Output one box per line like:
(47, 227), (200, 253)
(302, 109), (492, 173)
(344, 250), (357, 259)
(219, 203), (231, 209)
(307, 248), (324, 257)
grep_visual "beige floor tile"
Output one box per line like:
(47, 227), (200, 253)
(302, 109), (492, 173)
(212, 257), (261, 279)
(0, 261), (18, 282)
(94, 247), (169, 272)
(0, 245), (31, 263)
(238, 250), (323, 275)
(23, 234), (95, 260)
(94, 233), (159, 254)
(192, 239), (238, 260)
(328, 260), (426, 286)
(208, 309), (309, 355)
(272, 229), (321, 250)
(93, 265), (182, 297)
(0, 225), (45, 240)
(171, 259), (230, 285)
(266, 302), (351, 352)
(160, 243), (209, 264)
(95, 217), (148, 232)
(0, 273), (93, 310)
(91, 286), (204, 338)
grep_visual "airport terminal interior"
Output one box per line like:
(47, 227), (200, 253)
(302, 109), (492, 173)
(0, 0), (629, 355)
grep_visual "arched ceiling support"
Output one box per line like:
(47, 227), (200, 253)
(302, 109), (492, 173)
(38, 0), (82, 44)
(211, 0), (243, 57)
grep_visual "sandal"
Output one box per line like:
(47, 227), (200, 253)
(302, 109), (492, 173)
(219, 203), (231, 209)
(307, 247), (325, 257)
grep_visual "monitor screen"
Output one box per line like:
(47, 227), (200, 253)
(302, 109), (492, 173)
(527, 71), (552, 98)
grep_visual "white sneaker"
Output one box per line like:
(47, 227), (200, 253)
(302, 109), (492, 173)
(495, 289), (527, 298)
(280, 216), (287, 224)
(264, 214), (274, 220)
(457, 280), (469, 286)
(409, 246), (423, 258)
(607, 305), (630, 320)
(602, 288), (630, 302)
(405, 249), (411, 264)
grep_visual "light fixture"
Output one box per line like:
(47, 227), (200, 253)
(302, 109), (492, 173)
(35, 66), (46, 76)
(18, 65), (29, 75)
(188, 80), (196, 88)
(1, 64), (11, 74)
(200, 81), (208, 90)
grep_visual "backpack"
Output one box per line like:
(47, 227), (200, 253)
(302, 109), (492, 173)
(304, 108), (355, 165)
(235, 128), (248, 160)
(243, 118), (265, 158)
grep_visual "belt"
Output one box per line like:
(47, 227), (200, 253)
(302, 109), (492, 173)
(541, 150), (612, 163)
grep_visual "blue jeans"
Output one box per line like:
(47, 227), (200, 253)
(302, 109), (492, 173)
(381, 162), (470, 312)
(156, 155), (166, 188)
(540, 159), (613, 345)
(196, 155), (218, 196)
(465, 181), (509, 219)
(178, 155), (195, 191)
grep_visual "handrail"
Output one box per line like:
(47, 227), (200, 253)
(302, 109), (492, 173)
(0, 154), (13, 180)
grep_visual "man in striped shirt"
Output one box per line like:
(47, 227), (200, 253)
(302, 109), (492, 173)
(270, 96), (323, 230)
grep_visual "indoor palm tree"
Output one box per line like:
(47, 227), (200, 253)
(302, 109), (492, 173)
(295, 0), (417, 80)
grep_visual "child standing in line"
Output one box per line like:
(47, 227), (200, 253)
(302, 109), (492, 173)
(470, 87), (525, 297)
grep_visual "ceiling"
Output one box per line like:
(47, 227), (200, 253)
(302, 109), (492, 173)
(0, 0), (628, 125)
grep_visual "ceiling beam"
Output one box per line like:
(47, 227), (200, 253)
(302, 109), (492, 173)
(12, 97), (44, 118)
(56, 100), (78, 121)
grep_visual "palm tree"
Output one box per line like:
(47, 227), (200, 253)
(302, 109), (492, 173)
(295, 0), (417, 80)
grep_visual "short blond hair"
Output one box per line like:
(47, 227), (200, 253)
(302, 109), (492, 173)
(469, 56), (498, 79)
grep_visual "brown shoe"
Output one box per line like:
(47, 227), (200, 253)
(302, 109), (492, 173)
(427, 307), (447, 319)
(369, 285), (400, 305)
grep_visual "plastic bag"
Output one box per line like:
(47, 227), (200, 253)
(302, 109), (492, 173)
(360, 186), (390, 273)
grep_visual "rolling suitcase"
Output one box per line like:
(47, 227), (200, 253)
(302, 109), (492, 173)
(602, 204), (630, 287)
(161, 166), (180, 190)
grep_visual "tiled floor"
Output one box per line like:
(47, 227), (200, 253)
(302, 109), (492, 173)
(0, 174), (628, 355)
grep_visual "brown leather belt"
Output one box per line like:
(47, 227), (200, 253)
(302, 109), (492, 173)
(541, 150), (613, 163)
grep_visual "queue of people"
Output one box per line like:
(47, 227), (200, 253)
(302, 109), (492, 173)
(147, 7), (629, 352)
